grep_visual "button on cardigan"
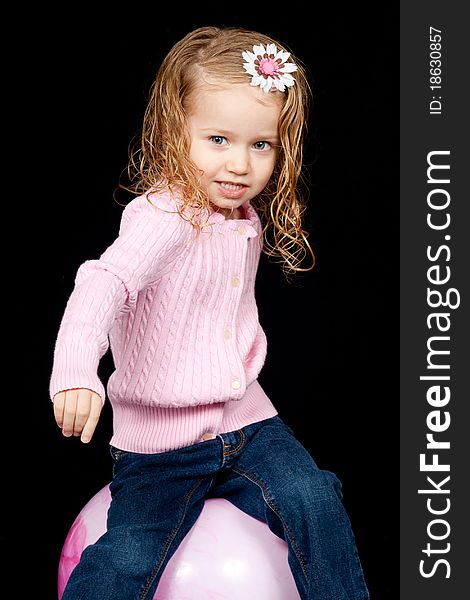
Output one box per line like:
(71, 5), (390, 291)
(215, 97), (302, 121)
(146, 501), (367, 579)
(49, 191), (277, 453)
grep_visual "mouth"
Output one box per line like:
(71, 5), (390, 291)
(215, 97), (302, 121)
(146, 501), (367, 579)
(216, 181), (248, 199)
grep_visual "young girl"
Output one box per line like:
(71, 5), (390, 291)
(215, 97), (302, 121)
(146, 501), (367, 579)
(51, 26), (370, 600)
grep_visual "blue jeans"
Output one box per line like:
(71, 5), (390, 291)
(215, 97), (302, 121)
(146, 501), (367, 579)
(62, 415), (370, 599)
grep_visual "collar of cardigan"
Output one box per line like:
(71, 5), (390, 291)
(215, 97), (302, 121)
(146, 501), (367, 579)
(205, 200), (259, 238)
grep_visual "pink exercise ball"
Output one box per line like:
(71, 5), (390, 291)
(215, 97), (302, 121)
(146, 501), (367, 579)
(58, 484), (300, 599)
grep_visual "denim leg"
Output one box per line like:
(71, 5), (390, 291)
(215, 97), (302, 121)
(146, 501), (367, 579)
(62, 443), (220, 600)
(61, 415), (369, 600)
(208, 416), (370, 600)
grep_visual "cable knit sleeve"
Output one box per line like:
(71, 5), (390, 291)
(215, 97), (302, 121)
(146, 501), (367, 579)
(49, 192), (192, 403)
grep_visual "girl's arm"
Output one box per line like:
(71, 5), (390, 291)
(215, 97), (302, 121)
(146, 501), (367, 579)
(49, 194), (191, 410)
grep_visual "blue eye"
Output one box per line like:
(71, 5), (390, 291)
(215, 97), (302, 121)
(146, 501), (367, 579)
(253, 141), (271, 150)
(210, 136), (227, 145)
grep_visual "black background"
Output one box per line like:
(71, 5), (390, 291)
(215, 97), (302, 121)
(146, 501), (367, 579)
(10, 3), (398, 598)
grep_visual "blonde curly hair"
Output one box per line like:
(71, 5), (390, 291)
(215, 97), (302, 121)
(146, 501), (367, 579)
(121, 26), (315, 275)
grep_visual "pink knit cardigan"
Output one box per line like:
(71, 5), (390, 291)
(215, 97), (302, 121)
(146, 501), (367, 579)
(50, 191), (277, 452)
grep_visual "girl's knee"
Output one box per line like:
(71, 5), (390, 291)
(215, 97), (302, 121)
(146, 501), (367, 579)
(286, 468), (344, 509)
(320, 469), (344, 499)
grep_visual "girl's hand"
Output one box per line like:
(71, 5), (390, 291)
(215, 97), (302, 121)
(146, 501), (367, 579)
(53, 389), (103, 443)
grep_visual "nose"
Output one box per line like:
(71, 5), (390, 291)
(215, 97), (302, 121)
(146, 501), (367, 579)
(226, 147), (250, 175)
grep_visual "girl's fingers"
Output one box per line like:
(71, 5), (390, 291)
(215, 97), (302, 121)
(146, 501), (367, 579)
(80, 394), (102, 444)
(73, 390), (92, 437)
(52, 389), (102, 443)
(53, 391), (66, 427)
(61, 390), (78, 437)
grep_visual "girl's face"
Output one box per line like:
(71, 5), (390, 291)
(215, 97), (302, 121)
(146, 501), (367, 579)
(187, 82), (283, 219)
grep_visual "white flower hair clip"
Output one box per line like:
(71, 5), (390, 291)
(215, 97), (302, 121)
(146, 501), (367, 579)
(242, 43), (297, 93)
